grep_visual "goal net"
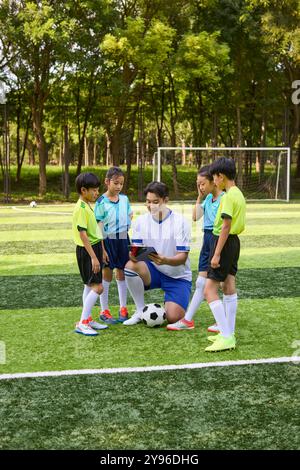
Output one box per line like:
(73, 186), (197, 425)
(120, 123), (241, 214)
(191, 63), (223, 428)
(153, 147), (290, 201)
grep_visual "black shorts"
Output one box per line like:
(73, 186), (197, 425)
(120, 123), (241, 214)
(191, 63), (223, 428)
(76, 241), (103, 285)
(207, 234), (240, 282)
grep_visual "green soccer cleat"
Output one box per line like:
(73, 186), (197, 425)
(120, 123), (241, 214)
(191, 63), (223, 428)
(205, 334), (236, 352)
(207, 333), (221, 343)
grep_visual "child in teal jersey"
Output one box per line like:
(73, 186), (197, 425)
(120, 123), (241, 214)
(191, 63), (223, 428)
(94, 167), (133, 324)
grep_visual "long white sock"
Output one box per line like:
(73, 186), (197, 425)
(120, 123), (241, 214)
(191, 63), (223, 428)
(99, 280), (111, 311)
(223, 293), (238, 335)
(80, 290), (99, 322)
(116, 280), (127, 308)
(208, 299), (231, 338)
(184, 276), (206, 321)
(82, 285), (91, 304)
(124, 269), (145, 315)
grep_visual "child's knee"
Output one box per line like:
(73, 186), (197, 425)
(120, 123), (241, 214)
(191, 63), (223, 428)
(92, 284), (103, 295)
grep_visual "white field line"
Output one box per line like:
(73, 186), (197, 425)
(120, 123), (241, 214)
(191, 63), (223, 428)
(11, 206), (72, 216)
(0, 356), (299, 381)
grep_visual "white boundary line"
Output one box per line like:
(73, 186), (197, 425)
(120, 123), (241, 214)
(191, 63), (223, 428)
(0, 356), (299, 381)
(10, 206), (72, 216)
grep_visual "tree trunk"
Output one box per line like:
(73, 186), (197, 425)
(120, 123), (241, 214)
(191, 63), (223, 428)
(63, 124), (70, 199)
(236, 106), (243, 189)
(32, 107), (47, 195)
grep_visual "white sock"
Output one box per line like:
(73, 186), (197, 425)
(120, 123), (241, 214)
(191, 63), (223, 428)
(184, 276), (206, 321)
(99, 280), (111, 311)
(82, 285), (91, 304)
(80, 290), (99, 322)
(124, 269), (145, 315)
(208, 299), (231, 338)
(223, 293), (238, 335)
(117, 280), (127, 308)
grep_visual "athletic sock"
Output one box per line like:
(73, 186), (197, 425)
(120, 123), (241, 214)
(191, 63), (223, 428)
(223, 293), (238, 335)
(124, 269), (145, 315)
(82, 285), (91, 304)
(208, 299), (231, 338)
(184, 276), (206, 321)
(99, 280), (111, 311)
(80, 290), (99, 323)
(116, 279), (127, 308)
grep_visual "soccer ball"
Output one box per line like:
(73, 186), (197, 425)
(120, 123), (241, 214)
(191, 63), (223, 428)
(29, 201), (37, 208)
(141, 303), (167, 328)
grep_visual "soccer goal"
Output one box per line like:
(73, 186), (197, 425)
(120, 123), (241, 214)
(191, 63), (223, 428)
(153, 147), (290, 201)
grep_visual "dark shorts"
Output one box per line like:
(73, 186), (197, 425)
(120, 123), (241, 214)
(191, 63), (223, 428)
(144, 260), (192, 311)
(198, 229), (214, 272)
(207, 234), (240, 282)
(103, 233), (130, 270)
(76, 241), (103, 285)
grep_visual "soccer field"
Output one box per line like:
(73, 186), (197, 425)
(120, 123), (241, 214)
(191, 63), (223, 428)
(0, 202), (300, 450)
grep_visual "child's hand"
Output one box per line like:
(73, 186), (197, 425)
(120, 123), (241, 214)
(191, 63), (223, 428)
(92, 256), (100, 273)
(103, 250), (109, 265)
(210, 254), (220, 269)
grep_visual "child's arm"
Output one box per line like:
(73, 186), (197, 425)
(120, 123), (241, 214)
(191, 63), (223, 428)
(79, 230), (101, 273)
(193, 196), (204, 221)
(210, 218), (231, 269)
(97, 221), (109, 264)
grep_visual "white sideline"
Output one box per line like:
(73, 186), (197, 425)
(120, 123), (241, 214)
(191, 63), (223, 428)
(0, 356), (299, 381)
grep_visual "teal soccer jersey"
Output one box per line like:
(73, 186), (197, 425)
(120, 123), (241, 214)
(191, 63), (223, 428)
(94, 194), (132, 237)
(201, 192), (224, 230)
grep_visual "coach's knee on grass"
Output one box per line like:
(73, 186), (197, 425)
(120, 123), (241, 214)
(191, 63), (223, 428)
(165, 302), (185, 324)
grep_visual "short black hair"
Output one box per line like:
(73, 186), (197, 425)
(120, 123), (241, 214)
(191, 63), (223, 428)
(144, 181), (169, 199)
(75, 172), (100, 194)
(106, 166), (125, 180)
(209, 157), (236, 180)
(197, 164), (213, 182)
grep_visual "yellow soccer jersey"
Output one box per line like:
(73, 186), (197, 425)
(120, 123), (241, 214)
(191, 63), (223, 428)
(213, 186), (246, 236)
(72, 199), (102, 246)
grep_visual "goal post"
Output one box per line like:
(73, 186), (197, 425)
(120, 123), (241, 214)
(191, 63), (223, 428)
(154, 147), (291, 201)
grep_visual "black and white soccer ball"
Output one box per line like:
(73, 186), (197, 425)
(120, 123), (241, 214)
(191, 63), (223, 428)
(141, 303), (167, 328)
(29, 201), (37, 208)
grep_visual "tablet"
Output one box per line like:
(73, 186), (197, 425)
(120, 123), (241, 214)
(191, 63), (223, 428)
(128, 244), (157, 261)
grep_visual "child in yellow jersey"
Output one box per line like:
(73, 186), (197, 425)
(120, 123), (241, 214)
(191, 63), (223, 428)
(204, 158), (246, 352)
(72, 173), (108, 336)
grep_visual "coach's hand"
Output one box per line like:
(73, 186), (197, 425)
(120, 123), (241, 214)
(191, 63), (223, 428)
(148, 253), (166, 265)
(210, 254), (220, 269)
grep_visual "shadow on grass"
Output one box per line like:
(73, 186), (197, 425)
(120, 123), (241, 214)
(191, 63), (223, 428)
(1, 267), (299, 310)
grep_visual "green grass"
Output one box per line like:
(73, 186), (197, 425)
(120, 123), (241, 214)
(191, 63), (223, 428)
(0, 201), (299, 449)
(0, 363), (299, 450)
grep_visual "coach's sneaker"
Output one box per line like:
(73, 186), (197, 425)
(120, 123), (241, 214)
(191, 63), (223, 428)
(99, 309), (118, 325)
(205, 334), (236, 352)
(87, 317), (108, 330)
(75, 321), (99, 336)
(118, 307), (129, 323)
(207, 323), (220, 333)
(167, 318), (195, 331)
(123, 312), (142, 326)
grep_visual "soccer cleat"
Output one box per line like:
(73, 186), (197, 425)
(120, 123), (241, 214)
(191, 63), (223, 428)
(87, 317), (108, 330)
(123, 312), (142, 326)
(207, 323), (220, 333)
(75, 322), (99, 336)
(205, 334), (236, 352)
(118, 307), (129, 323)
(99, 309), (118, 325)
(207, 333), (221, 343)
(167, 318), (195, 331)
